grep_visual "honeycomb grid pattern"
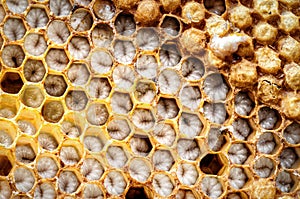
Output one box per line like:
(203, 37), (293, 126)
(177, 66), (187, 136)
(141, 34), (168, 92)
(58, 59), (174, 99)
(0, 0), (299, 198)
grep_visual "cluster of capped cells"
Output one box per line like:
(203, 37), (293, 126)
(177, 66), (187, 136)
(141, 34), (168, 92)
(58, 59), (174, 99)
(0, 0), (300, 198)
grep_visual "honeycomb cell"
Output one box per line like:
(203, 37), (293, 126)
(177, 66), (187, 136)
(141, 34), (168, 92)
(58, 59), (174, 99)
(159, 44), (181, 68)
(136, 54), (158, 79)
(234, 91), (254, 116)
(132, 108), (155, 130)
(42, 100), (64, 123)
(1, 72), (24, 94)
(90, 50), (113, 74)
(47, 20), (70, 44)
(157, 97), (179, 119)
(36, 155), (59, 178)
(38, 132), (59, 151)
(253, 22), (277, 45)
(106, 145), (128, 168)
(276, 171), (295, 192)
(158, 69), (181, 94)
(153, 149), (174, 171)
(24, 33), (47, 56)
(61, 121), (81, 138)
(107, 117), (131, 140)
(179, 112), (203, 138)
(87, 77), (111, 99)
(255, 47), (281, 74)
(111, 92), (133, 114)
(204, 0), (226, 15)
(57, 170), (80, 194)
(256, 132), (277, 154)
(254, 0), (278, 19)
(126, 186), (150, 199)
(113, 40), (136, 64)
(229, 59), (258, 87)
(21, 86), (45, 108)
(0, 180), (12, 199)
(258, 107), (280, 130)
(177, 139), (200, 161)
(34, 182), (56, 199)
(200, 153), (225, 175)
(136, 28), (160, 51)
(68, 36), (90, 59)
(279, 11), (299, 33)
(181, 56), (205, 81)
(176, 189), (196, 199)
(23, 59), (46, 83)
(283, 122), (300, 145)
(284, 62), (300, 90)
(208, 128), (226, 152)
(50, 0), (72, 16)
(282, 92), (300, 120)
(0, 155), (12, 176)
(253, 156), (275, 178)
(153, 122), (176, 146)
(0, 5), (5, 23)
(182, 2), (205, 23)
(5, 0), (27, 13)
(104, 171), (127, 195)
(26, 7), (49, 28)
(279, 148), (298, 169)
(65, 90), (88, 111)
(229, 5), (252, 29)
(13, 166), (35, 192)
(278, 36), (300, 62)
(201, 176), (223, 199)
(81, 158), (104, 181)
(203, 102), (227, 124)
(44, 74), (67, 97)
(0, 130), (13, 147)
(179, 85), (201, 110)
(91, 23), (114, 48)
(86, 103), (109, 126)
(152, 173), (174, 197)
(67, 63), (90, 86)
(130, 135), (152, 156)
(114, 13), (136, 36)
(3, 18), (26, 41)
(0, 95), (19, 119)
(83, 135), (103, 152)
(229, 167), (248, 189)
(129, 158), (151, 182)
(15, 141), (36, 164)
(1, 44), (25, 68)
(60, 144), (81, 166)
(135, 0), (160, 25)
(228, 143), (250, 164)
(45, 48), (69, 71)
(177, 163), (198, 185)
(232, 118), (252, 141)
(83, 183), (104, 199)
(204, 73), (229, 102)
(134, 80), (156, 103)
(161, 16), (180, 37)
(93, 0), (115, 21)
(181, 28), (206, 54)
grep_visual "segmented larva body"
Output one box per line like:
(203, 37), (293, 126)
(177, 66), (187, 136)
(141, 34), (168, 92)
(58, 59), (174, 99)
(158, 69), (181, 94)
(13, 166), (35, 192)
(106, 145), (128, 168)
(115, 13), (136, 36)
(130, 136), (152, 156)
(256, 132), (276, 154)
(67, 63), (90, 86)
(157, 97), (179, 119)
(83, 183), (104, 199)
(3, 18), (26, 41)
(47, 20), (70, 44)
(201, 177), (223, 199)
(26, 7), (49, 28)
(129, 158), (151, 182)
(132, 109), (155, 130)
(70, 9), (93, 31)
(23, 59), (46, 83)
(58, 170), (80, 194)
(177, 163), (198, 185)
(38, 133), (59, 151)
(161, 16), (180, 36)
(36, 156), (59, 179)
(283, 122), (300, 145)
(229, 167), (247, 189)
(234, 91), (254, 116)
(34, 182), (57, 199)
(203, 73), (229, 101)
(15, 144), (36, 164)
(113, 40), (136, 64)
(179, 112), (203, 138)
(0, 130), (13, 147)
(153, 150), (174, 171)
(0, 108), (15, 119)
(228, 143), (249, 164)
(253, 157), (274, 178)
(21, 86), (44, 108)
(59, 146), (80, 166)
(42, 101), (64, 122)
(279, 148), (297, 169)
(45, 49), (69, 71)
(208, 128), (225, 151)
(86, 103), (109, 126)
(232, 118), (251, 140)
(152, 173), (174, 197)
(65, 90), (88, 111)
(107, 118), (131, 140)
(176, 189), (196, 199)
(153, 123), (176, 146)
(83, 136), (103, 152)
(81, 158), (104, 181)
(49, 0), (72, 16)
(111, 92), (133, 114)
(104, 171), (127, 195)
(136, 28), (160, 51)
(61, 121), (81, 138)
(112, 65), (135, 90)
(0, 180), (12, 199)
(1, 45), (25, 68)
(17, 120), (36, 135)
(177, 139), (200, 161)
(24, 33), (47, 56)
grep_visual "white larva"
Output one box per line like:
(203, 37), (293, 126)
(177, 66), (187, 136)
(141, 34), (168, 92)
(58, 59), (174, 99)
(21, 86), (44, 108)
(45, 49), (69, 71)
(159, 44), (181, 68)
(17, 120), (36, 136)
(68, 36), (90, 59)
(0, 108), (15, 119)
(0, 180), (12, 199)
(26, 7), (49, 28)
(67, 63), (90, 86)
(5, 0), (28, 13)
(75, 0), (92, 6)
(0, 130), (13, 147)
(14, 167), (35, 192)
(93, 0), (115, 21)
(203, 102), (227, 124)
(208, 128), (224, 151)
(177, 163), (198, 185)
(111, 92), (133, 114)
(228, 143), (249, 164)
(283, 122), (300, 145)
(276, 171), (294, 193)
(135, 81), (156, 103)
(178, 112), (203, 138)
(24, 33), (47, 56)
(58, 170), (80, 194)
(88, 78), (111, 99)
(234, 91), (254, 116)
(47, 20), (70, 44)
(83, 183), (104, 199)
(152, 173), (174, 197)
(256, 132), (276, 154)
(229, 167), (247, 189)
(157, 98), (179, 119)
(107, 118), (131, 140)
(106, 146), (128, 168)
(232, 118), (251, 140)
(253, 157), (274, 178)
(60, 146), (80, 166)
(130, 136), (152, 156)
(65, 90), (88, 111)
(112, 65), (135, 90)
(86, 103), (109, 126)
(153, 123), (176, 146)
(15, 144), (36, 164)
(176, 189), (196, 199)
(136, 28), (160, 51)
(91, 24), (114, 48)
(258, 107), (279, 130)
(1, 45), (25, 68)
(81, 158), (104, 181)
(114, 40), (136, 64)
(132, 109), (155, 130)
(153, 150), (174, 171)
(203, 73), (229, 102)
(70, 9), (93, 31)
(129, 158), (151, 182)
(36, 156), (58, 179)
(279, 148), (297, 169)
(34, 182), (56, 199)
(61, 121), (81, 138)
(161, 16), (180, 36)
(177, 139), (200, 161)
(179, 86), (201, 110)
(83, 136), (103, 152)
(3, 18), (26, 41)
(49, 0), (72, 16)
(114, 13), (136, 36)
(136, 54), (158, 79)
(201, 177), (223, 199)
(158, 69), (181, 94)
(181, 57), (205, 81)
(104, 171), (127, 195)
(23, 59), (46, 83)
(38, 133), (58, 151)
(90, 50), (113, 74)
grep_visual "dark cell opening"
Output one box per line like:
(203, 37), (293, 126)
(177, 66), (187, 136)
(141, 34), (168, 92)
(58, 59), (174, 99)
(200, 153), (224, 175)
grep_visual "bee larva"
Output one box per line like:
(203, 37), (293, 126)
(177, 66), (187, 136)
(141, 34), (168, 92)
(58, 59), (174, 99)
(15, 144), (36, 164)
(5, 0), (28, 13)
(36, 156), (58, 178)
(234, 91), (254, 116)
(107, 118), (131, 140)
(91, 24), (114, 48)
(136, 54), (158, 79)
(106, 146), (128, 168)
(132, 108), (155, 130)
(68, 36), (90, 59)
(38, 133), (59, 151)
(228, 167), (247, 189)
(126, 187), (149, 199)
(58, 170), (80, 194)
(75, 0), (92, 6)
(111, 92), (133, 114)
(176, 189), (196, 199)
(45, 49), (69, 71)
(13, 167), (35, 192)
(26, 7), (48, 28)
(1, 72), (23, 94)
(61, 121), (81, 138)
(60, 146), (80, 166)
(104, 171), (127, 195)
(88, 78), (111, 99)
(179, 86), (201, 110)
(152, 173), (174, 197)
(70, 8), (93, 31)
(276, 171), (294, 193)
(178, 112), (202, 138)
(153, 150), (174, 171)
(45, 74), (67, 96)
(90, 50), (113, 74)
(135, 81), (156, 103)
(159, 44), (181, 68)
(24, 33), (47, 56)
(204, 0), (226, 15)
(0, 130), (13, 147)
(23, 59), (46, 82)
(256, 132), (276, 154)
(0, 107), (16, 119)
(21, 86), (45, 108)
(203, 102), (227, 124)
(201, 177), (223, 199)
(153, 123), (176, 146)
(86, 103), (109, 126)
(203, 73), (229, 102)
(83, 136), (103, 152)
(114, 13), (136, 36)
(130, 136), (152, 156)
(158, 69), (181, 94)
(34, 182), (56, 199)
(1, 45), (25, 68)
(208, 128), (225, 151)
(177, 139), (200, 161)
(67, 63), (90, 86)
(65, 90), (88, 111)
(93, 0), (115, 21)
(161, 16), (180, 36)
(279, 148), (297, 169)
(42, 101), (64, 123)
(253, 157), (274, 178)
(129, 158), (151, 182)
(3, 18), (26, 41)
(49, 0), (72, 16)
(47, 20), (70, 44)
(181, 57), (205, 81)
(81, 158), (104, 181)
(228, 143), (249, 164)
(258, 107), (280, 130)
(0, 180), (12, 199)
(113, 40), (136, 64)
(283, 122), (300, 145)
(232, 118), (251, 141)
(177, 163), (198, 185)
(136, 28), (160, 51)
(157, 97), (179, 119)
(83, 183), (104, 199)
(113, 65), (135, 90)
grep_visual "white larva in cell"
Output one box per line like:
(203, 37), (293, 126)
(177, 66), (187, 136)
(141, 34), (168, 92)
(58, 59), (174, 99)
(1, 45), (25, 68)
(23, 60), (46, 83)
(130, 136), (152, 156)
(177, 163), (198, 185)
(92, 24), (114, 48)
(67, 63), (90, 86)
(228, 143), (249, 164)
(61, 121), (81, 138)
(152, 173), (174, 197)
(15, 144), (36, 164)
(14, 167), (35, 192)
(229, 167), (247, 189)
(60, 146), (80, 166)
(75, 0), (91, 6)
(0, 180), (12, 199)
(65, 90), (88, 111)
(83, 136), (103, 152)
(93, 0), (115, 21)
(70, 9), (93, 31)
(107, 118), (131, 140)
(6, 0), (28, 13)
(113, 40), (136, 64)
(129, 158), (151, 182)
(22, 86), (44, 108)
(0, 108), (15, 119)
(279, 148), (297, 169)
(176, 189), (196, 199)
(157, 98), (179, 119)
(47, 20), (70, 44)
(232, 118), (251, 140)
(234, 91), (254, 116)
(36, 156), (58, 178)
(68, 37), (90, 59)
(106, 146), (128, 168)
(153, 150), (174, 171)
(203, 102), (227, 124)
(0, 130), (13, 147)
(3, 18), (26, 41)
(179, 86), (201, 110)
(26, 7), (48, 28)
(181, 57), (205, 81)
(88, 78), (111, 99)
(258, 107), (279, 130)
(49, 0), (72, 16)
(81, 158), (103, 181)
(83, 183), (104, 199)
(42, 101), (64, 123)
(158, 69), (181, 94)
(177, 139), (200, 161)
(136, 28), (160, 51)
(161, 16), (180, 36)
(111, 92), (133, 114)
(45, 49), (69, 71)
(86, 103), (109, 126)
(58, 170), (80, 194)
(135, 81), (156, 103)
(159, 44), (181, 68)
(136, 54), (158, 79)
(253, 157), (274, 178)
(179, 112), (203, 138)
(104, 171), (127, 195)
(208, 128), (225, 151)
(201, 177), (223, 199)
(114, 13), (136, 36)
(38, 133), (58, 151)
(256, 132), (276, 154)
(113, 65), (135, 90)
(283, 122), (300, 145)
(90, 50), (113, 74)
(276, 171), (294, 193)
(203, 73), (229, 101)
(153, 123), (176, 146)
(34, 182), (56, 199)
(132, 108), (155, 130)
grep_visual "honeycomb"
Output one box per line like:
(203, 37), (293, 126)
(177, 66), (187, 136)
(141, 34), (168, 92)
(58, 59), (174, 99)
(0, 0), (299, 198)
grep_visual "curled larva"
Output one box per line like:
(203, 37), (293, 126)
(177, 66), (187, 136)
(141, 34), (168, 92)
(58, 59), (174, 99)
(65, 90), (88, 111)
(61, 121), (81, 138)
(153, 123), (176, 146)
(232, 118), (251, 140)
(157, 97), (179, 119)
(90, 50), (113, 74)
(58, 170), (80, 194)
(132, 108), (155, 130)
(34, 182), (56, 199)
(0, 180), (12, 199)
(60, 146), (80, 166)
(47, 20), (70, 44)
(21, 86), (45, 108)
(130, 136), (152, 156)
(93, 0), (115, 21)
(23, 59), (46, 82)
(24, 33), (47, 56)
(176, 189), (196, 199)
(234, 91), (254, 116)
(38, 133), (58, 151)
(228, 143), (249, 164)
(203, 102), (227, 124)
(258, 107), (280, 130)
(68, 37), (90, 59)
(177, 139), (200, 161)
(107, 118), (131, 140)
(136, 54), (158, 79)
(113, 40), (136, 64)
(5, 0), (28, 13)
(135, 81), (156, 103)
(106, 146), (128, 168)
(111, 92), (133, 114)
(208, 128), (225, 151)
(104, 171), (127, 195)
(49, 0), (72, 16)
(36, 156), (58, 178)
(15, 144), (36, 164)
(0, 130), (13, 147)
(1, 44), (25, 68)
(136, 28), (160, 51)
(114, 13), (136, 36)
(153, 150), (174, 171)
(81, 158), (104, 181)
(161, 16), (180, 36)
(253, 157), (274, 178)
(279, 148), (297, 169)
(92, 23), (114, 48)
(113, 65), (135, 90)
(159, 44), (181, 68)
(129, 158), (151, 182)
(276, 171), (294, 193)
(88, 78), (111, 99)
(26, 7), (48, 28)
(152, 173), (174, 197)
(42, 101), (64, 123)
(158, 69), (181, 94)
(203, 73), (229, 101)
(45, 49), (69, 71)
(181, 57), (205, 81)
(177, 163), (198, 185)
(83, 183), (104, 199)
(179, 85), (201, 110)
(178, 112), (203, 138)
(70, 8), (93, 31)
(201, 177), (223, 199)
(0, 108), (16, 119)
(3, 18), (26, 41)
(283, 122), (300, 145)
(67, 64), (90, 86)
(14, 167), (35, 192)
(86, 103), (109, 126)
(229, 167), (247, 189)
(256, 132), (276, 154)
(204, 0), (226, 15)
(1, 72), (23, 94)
(83, 136), (103, 152)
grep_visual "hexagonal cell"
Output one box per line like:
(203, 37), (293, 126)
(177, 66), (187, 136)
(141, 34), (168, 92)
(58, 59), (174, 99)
(181, 56), (205, 81)
(153, 122), (176, 146)
(114, 13), (135, 36)
(126, 186), (151, 199)
(136, 28), (160, 51)
(153, 149), (174, 171)
(90, 49), (113, 74)
(26, 7), (49, 28)
(67, 62), (90, 86)
(200, 153), (226, 175)
(1, 44), (25, 68)
(45, 48), (69, 71)
(106, 145), (128, 168)
(201, 176), (223, 198)
(0, 180), (12, 199)
(0, 5), (6, 23)
(256, 132), (278, 154)
(203, 73), (229, 102)
(157, 97), (179, 119)
(178, 112), (203, 138)
(136, 54), (158, 79)
(82, 183), (104, 199)
(204, 0), (226, 15)
(44, 74), (67, 97)
(177, 162), (198, 185)
(279, 147), (299, 169)
(1, 72), (23, 94)
(258, 106), (281, 130)
(276, 170), (296, 193)
(68, 36), (90, 59)
(283, 122), (300, 145)
(87, 77), (111, 99)
(234, 91), (255, 116)
(160, 15), (181, 37)
(228, 143), (251, 165)
(107, 117), (131, 140)
(158, 69), (181, 94)
(129, 158), (151, 182)
(0, 154), (12, 176)
(91, 23), (114, 48)
(15, 137), (37, 164)
(208, 127), (227, 152)
(57, 170), (80, 194)
(152, 173), (174, 197)
(93, 0), (115, 21)
(47, 20), (70, 44)
(5, 0), (28, 13)
(229, 167), (248, 189)
(179, 85), (201, 110)
(80, 156), (104, 181)
(65, 90), (88, 111)
(134, 80), (156, 103)
(16, 109), (41, 136)
(60, 140), (83, 166)
(111, 91), (133, 114)
(24, 33), (47, 56)
(253, 156), (275, 178)
(23, 59), (46, 83)
(0, 95), (20, 119)
(21, 85), (45, 108)
(38, 125), (61, 151)
(104, 170), (127, 195)
(231, 118), (253, 141)
(3, 18), (26, 41)
(113, 40), (136, 64)
(130, 134), (152, 156)
(176, 189), (197, 199)
(42, 100), (64, 123)
(36, 154), (59, 179)
(34, 181), (56, 199)
(159, 43), (181, 69)
(177, 139), (200, 161)
(203, 102), (227, 124)
(132, 108), (155, 130)
(70, 8), (93, 31)
(86, 102), (109, 126)
(49, 0), (72, 16)
(82, 127), (107, 152)
(13, 166), (36, 193)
